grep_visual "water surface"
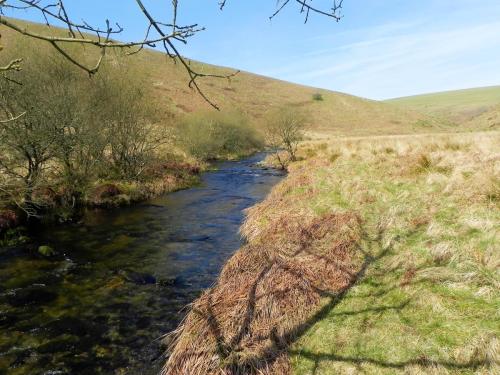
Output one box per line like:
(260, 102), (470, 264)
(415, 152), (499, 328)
(0, 153), (284, 375)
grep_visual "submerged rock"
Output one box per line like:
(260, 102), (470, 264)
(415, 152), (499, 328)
(156, 277), (176, 287)
(0, 311), (19, 327)
(118, 270), (156, 285)
(6, 285), (58, 307)
(45, 317), (91, 336)
(44, 316), (107, 341)
(38, 245), (57, 257)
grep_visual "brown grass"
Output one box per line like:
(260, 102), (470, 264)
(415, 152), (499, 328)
(1, 18), (458, 137)
(162, 212), (362, 375)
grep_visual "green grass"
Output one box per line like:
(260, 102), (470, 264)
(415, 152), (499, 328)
(285, 133), (499, 374)
(386, 86), (500, 126)
(240, 132), (499, 374)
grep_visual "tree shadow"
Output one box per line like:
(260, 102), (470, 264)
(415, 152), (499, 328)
(175, 224), (494, 374)
(287, 350), (495, 374)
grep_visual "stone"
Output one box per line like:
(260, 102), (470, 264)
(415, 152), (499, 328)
(38, 245), (57, 257)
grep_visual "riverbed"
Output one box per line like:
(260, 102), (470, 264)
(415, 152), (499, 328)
(0, 153), (284, 375)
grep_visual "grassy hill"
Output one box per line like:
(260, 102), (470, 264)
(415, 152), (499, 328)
(386, 86), (500, 129)
(1, 18), (446, 137)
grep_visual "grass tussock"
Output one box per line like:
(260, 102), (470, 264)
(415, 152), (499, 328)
(163, 209), (363, 375)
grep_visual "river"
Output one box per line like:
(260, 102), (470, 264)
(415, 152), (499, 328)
(0, 153), (284, 375)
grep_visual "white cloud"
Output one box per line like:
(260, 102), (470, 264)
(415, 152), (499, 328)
(263, 18), (500, 99)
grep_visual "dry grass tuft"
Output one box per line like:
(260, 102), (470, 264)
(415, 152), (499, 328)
(453, 333), (500, 369)
(162, 212), (362, 375)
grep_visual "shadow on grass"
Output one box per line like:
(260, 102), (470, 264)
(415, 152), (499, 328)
(173, 224), (495, 374)
(289, 350), (493, 373)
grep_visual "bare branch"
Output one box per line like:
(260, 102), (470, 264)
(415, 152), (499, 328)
(0, 0), (345, 108)
(271, 0), (343, 22)
(0, 57), (22, 72)
(0, 110), (25, 123)
(134, 0), (237, 109)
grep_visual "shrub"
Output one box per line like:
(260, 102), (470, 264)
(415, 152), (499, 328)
(0, 49), (161, 217)
(178, 111), (263, 160)
(312, 93), (324, 101)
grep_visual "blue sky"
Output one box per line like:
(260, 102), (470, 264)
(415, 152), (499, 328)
(8, 0), (500, 99)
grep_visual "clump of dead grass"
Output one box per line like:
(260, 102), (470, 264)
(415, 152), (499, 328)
(163, 212), (362, 375)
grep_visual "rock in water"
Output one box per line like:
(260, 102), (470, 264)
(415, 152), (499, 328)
(38, 245), (57, 257)
(118, 270), (156, 285)
(6, 285), (57, 307)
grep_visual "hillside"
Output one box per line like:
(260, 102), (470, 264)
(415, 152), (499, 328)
(386, 86), (500, 129)
(1, 17), (445, 137)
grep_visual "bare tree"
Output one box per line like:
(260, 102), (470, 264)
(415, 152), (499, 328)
(0, 0), (344, 108)
(265, 107), (308, 169)
(0, 70), (60, 215)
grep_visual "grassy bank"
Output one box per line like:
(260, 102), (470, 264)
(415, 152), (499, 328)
(386, 86), (500, 130)
(164, 130), (499, 374)
(289, 131), (499, 374)
(0, 31), (263, 239)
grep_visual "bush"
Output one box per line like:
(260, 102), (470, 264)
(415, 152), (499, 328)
(0, 49), (161, 217)
(312, 93), (324, 101)
(178, 111), (263, 160)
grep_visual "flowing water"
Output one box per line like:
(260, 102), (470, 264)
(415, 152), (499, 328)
(0, 153), (284, 375)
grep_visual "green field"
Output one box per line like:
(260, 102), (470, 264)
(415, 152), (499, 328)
(386, 86), (500, 128)
(288, 133), (500, 375)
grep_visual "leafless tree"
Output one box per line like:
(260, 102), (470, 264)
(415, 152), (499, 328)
(0, 0), (345, 108)
(265, 107), (308, 169)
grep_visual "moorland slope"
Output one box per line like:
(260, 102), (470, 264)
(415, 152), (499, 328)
(2, 18), (444, 136)
(386, 86), (500, 130)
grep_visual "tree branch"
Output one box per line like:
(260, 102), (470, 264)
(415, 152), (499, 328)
(0, 110), (25, 123)
(0, 57), (22, 72)
(0, 0), (345, 108)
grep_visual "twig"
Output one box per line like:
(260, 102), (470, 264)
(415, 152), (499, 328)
(0, 110), (25, 123)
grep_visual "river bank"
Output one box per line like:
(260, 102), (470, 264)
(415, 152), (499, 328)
(164, 131), (499, 374)
(0, 152), (284, 375)
(0, 148), (268, 247)
(0, 160), (202, 246)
